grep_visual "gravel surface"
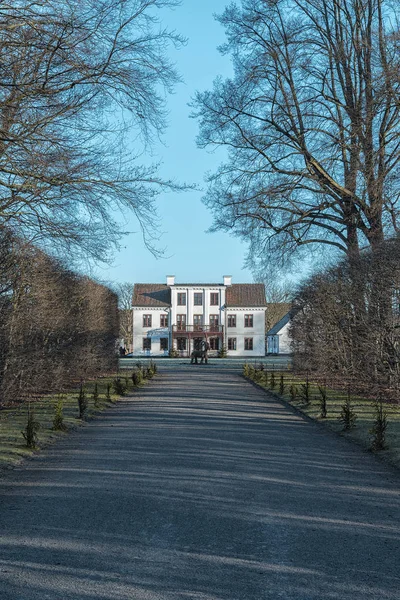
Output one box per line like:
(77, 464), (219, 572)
(0, 365), (399, 600)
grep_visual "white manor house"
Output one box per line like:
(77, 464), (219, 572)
(132, 276), (267, 357)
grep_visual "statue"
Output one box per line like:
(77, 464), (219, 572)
(190, 340), (210, 364)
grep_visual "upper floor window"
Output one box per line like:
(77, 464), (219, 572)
(143, 314), (152, 328)
(210, 315), (219, 329)
(244, 314), (253, 328)
(194, 292), (203, 306)
(177, 314), (186, 331)
(160, 314), (168, 328)
(210, 292), (219, 305)
(177, 292), (186, 305)
(193, 315), (203, 330)
(227, 314), (236, 327)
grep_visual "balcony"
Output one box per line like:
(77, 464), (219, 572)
(172, 324), (224, 335)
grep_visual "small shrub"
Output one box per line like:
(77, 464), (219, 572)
(146, 367), (154, 379)
(125, 376), (130, 391)
(289, 384), (298, 401)
(112, 378), (126, 396)
(106, 382), (112, 401)
(218, 345), (227, 358)
(168, 348), (179, 358)
(300, 375), (311, 404)
(53, 399), (67, 431)
(131, 370), (143, 386)
(243, 363), (251, 377)
(22, 406), (40, 448)
(279, 374), (285, 395)
(370, 399), (388, 451)
(150, 360), (157, 373)
(78, 383), (88, 419)
(318, 384), (327, 418)
(92, 382), (100, 408)
(248, 364), (256, 379)
(270, 371), (276, 390)
(339, 389), (357, 431)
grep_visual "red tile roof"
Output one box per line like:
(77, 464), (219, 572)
(132, 283), (266, 307)
(132, 284), (171, 307)
(226, 284), (267, 307)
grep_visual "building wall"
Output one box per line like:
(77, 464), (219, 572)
(267, 321), (292, 354)
(132, 308), (170, 356)
(132, 283), (266, 357)
(224, 308), (266, 356)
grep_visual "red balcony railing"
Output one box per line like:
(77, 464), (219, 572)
(172, 324), (224, 334)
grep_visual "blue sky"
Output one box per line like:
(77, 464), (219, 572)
(96, 0), (256, 287)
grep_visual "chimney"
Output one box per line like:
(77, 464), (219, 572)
(223, 275), (232, 286)
(166, 275), (175, 286)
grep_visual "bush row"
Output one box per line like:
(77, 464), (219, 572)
(0, 228), (118, 406)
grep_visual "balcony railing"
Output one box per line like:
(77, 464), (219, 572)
(172, 324), (224, 334)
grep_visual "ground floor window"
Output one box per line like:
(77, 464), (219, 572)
(244, 337), (253, 351)
(209, 337), (220, 351)
(160, 338), (168, 351)
(193, 337), (204, 350)
(177, 337), (187, 351)
(143, 338), (151, 351)
(228, 337), (237, 350)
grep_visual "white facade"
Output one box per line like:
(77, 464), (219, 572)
(132, 308), (170, 357)
(132, 276), (267, 357)
(267, 314), (292, 354)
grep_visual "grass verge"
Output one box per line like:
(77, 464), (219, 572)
(243, 365), (400, 470)
(0, 367), (156, 469)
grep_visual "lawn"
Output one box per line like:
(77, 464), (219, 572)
(244, 365), (400, 470)
(0, 369), (154, 469)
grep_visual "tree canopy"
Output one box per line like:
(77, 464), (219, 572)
(194, 0), (400, 270)
(0, 0), (184, 261)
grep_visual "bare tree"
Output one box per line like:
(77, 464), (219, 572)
(115, 282), (134, 351)
(193, 0), (400, 270)
(0, 0), (185, 261)
(0, 238), (119, 406)
(291, 236), (400, 392)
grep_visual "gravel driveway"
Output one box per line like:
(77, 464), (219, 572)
(0, 365), (399, 599)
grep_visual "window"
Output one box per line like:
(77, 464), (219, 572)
(228, 337), (237, 350)
(210, 292), (219, 305)
(177, 314), (186, 331)
(209, 337), (220, 350)
(194, 292), (203, 306)
(209, 315), (219, 330)
(193, 315), (203, 331)
(143, 314), (152, 328)
(227, 314), (236, 328)
(244, 314), (254, 328)
(177, 292), (186, 305)
(160, 314), (168, 327)
(244, 338), (253, 350)
(160, 338), (168, 351)
(193, 337), (203, 350)
(177, 337), (187, 351)
(143, 338), (151, 350)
